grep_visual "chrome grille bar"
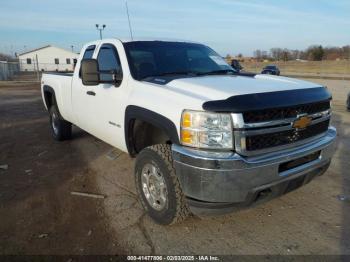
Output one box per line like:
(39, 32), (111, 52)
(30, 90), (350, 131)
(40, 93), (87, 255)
(232, 109), (331, 156)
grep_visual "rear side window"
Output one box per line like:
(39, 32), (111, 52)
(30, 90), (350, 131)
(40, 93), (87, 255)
(83, 45), (96, 59)
(97, 44), (122, 82)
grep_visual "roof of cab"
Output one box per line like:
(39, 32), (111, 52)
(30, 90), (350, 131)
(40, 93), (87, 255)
(82, 38), (201, 50)
(87, 37), (199, 44)
(119, 37), (199, 44)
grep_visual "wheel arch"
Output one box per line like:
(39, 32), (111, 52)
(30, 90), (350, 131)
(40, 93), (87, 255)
(124, 105), (180, 157)
(43, 85), (65, 119)
(43, 85), (56, 110)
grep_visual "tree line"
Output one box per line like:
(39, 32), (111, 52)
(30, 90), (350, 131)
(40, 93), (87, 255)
(252, 45), (350, 61)
(0, 52), (18, 62)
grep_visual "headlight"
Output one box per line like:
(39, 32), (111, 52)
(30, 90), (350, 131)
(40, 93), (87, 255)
(180, 110), (233, 149)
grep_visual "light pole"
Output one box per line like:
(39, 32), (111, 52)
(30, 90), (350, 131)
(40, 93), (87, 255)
(96, 24), (106, 40)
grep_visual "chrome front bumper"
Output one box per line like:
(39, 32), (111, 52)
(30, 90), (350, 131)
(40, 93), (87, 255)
(172, 127), (337, 215)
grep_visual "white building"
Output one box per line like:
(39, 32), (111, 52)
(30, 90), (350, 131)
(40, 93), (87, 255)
(18, 45), (79, 72)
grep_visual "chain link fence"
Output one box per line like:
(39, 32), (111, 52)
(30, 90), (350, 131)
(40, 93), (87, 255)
(0, 60), (76, 81)
(18, 59), (76, 73)
(0, 61), (20, 80)
(2, 58), (350, 81)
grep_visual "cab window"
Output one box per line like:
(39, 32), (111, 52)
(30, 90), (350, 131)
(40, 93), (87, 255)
(80, 45), (96, 78)
(97, 44), (122, 82)
(83, 45), (96, 59)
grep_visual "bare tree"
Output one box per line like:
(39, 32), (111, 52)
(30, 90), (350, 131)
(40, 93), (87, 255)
(253, 49), (262, 61)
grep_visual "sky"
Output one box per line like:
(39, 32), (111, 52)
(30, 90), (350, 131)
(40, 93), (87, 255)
(0, 0), (349, 56)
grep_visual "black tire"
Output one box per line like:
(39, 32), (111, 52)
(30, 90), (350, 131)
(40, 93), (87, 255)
(49, 105), (72, 141)
(135, 144), (190, 225)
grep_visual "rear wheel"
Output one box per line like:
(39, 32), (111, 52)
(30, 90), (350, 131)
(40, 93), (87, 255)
(49, 105), (72, 141)
(135, 144), (190, 225)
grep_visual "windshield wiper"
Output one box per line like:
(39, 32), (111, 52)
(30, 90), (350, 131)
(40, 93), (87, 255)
(198, 69), (236, 76)
(141, 71), (199, 80)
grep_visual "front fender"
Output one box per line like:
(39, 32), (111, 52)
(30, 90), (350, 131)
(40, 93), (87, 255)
(124, 105), (180, 155)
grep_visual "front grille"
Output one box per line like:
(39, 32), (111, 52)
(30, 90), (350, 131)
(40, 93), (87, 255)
(245, 119), (329, 151)
(243, 101), (330, 123)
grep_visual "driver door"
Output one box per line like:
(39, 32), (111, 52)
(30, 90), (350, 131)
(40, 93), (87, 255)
(89, 43), (125, 147)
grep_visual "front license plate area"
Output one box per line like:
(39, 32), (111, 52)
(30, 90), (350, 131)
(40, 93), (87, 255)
(279, 151), (321, 173)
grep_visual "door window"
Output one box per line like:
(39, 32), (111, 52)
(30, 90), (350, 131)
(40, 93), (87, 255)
(80, 45), (96, 78)
(97, 44), (122, 82)
(83, 45), (96, 59)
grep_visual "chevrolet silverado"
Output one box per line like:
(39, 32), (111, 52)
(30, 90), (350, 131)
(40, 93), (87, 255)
(41, 39), (336, 224)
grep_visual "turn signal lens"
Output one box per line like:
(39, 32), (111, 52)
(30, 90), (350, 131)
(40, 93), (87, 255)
(181, 129), (193, 144)
(182, 112), (192, 128)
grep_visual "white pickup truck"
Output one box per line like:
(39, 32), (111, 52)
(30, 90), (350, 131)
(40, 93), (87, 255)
(41, 39), (336, 224)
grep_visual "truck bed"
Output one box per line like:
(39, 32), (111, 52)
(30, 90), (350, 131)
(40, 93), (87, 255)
(41, 72), (74, 123)
(43, 72), (74, 76)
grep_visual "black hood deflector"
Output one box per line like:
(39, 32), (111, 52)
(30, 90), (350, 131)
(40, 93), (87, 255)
(142, 72), (257, 85)
(202, 87), (332, 113)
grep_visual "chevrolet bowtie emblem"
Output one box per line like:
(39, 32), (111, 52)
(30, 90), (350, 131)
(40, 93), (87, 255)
(293, 115), (312, 129)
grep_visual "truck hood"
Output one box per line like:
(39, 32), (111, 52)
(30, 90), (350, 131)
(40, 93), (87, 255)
(164, 74), (321, 101)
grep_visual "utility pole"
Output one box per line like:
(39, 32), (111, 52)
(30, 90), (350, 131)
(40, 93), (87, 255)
(96, 24), (106, 40)
(10, 44), (14, 58)
(35, 54), (40, 82)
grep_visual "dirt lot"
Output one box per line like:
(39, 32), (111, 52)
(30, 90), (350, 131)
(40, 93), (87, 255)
(0, 79), (349, 255)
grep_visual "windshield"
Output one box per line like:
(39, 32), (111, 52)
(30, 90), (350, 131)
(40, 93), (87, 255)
(266, 65), (277, 69)
(123, 41), (234, 80)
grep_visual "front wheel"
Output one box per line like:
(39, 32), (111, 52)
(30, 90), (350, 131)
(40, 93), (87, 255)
(135, 144), (190, 225)
(49, 105), (72, 141)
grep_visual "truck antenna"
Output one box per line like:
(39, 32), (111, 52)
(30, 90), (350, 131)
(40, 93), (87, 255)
(125, 1), (134, 40)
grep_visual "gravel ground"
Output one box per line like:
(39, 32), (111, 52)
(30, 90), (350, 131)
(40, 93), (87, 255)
(0, 78), (349, 255)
